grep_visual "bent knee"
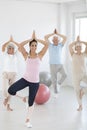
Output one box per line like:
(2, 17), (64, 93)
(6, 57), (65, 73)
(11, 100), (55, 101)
(8, 87), (16, 95)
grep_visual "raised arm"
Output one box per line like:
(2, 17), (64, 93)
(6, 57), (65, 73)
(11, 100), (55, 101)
(2, 40), (10, 52)
(69, 36), (81, 56)
(79, 40), (87, 54)
(2, 35), (19, 52)
(55, 29), (67, 45)
(76, 36), (87, 54)
(18, 31), (35, 60)
(19, 31), (35, 47)
(10, 35), (19, 48)
(84, 44), (87, 54)
(69, 41), (77, 56)
(18, 39), (30, 60)
(33, 30), (48, 59)
(44, 31), (55, 43)
(36, 38), (49, 59)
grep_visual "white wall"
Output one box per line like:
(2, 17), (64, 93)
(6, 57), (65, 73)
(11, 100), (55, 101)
(0, 1), (59, 89)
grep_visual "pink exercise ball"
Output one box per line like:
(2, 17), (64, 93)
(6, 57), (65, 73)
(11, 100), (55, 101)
(35, 84), (50, 104)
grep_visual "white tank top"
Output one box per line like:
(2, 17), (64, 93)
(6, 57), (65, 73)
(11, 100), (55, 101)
(3, 53), (18, 72)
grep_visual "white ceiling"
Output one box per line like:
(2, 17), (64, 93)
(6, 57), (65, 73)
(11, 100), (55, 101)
(31, 0), (84, 4)
(1, 0), (85, 4)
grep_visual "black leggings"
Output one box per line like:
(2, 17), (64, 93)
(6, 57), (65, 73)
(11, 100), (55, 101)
(8, 78), (39, 106)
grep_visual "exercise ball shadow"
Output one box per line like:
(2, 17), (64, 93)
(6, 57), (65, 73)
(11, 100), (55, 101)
(35, 84), (50, 105)
(39, 71), (52, 87)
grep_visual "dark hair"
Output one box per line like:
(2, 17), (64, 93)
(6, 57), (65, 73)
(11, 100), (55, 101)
(29, 39), (37, 46)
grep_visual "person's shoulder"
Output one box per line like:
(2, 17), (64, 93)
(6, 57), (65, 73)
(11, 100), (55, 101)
(49, 42), (53, 46)
(49, 42), (52, 45)
(14, 50), (19, 55)
(58, 42), (63, 46)
(3, 51), (7, 56)
(82, 52), (87, 57)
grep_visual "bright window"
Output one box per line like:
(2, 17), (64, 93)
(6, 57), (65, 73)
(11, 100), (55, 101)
(75, 17), (87, 41)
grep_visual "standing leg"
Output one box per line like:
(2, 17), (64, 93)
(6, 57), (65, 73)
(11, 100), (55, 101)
(80, 75), (87, 99)
(50, 64), (58, 93)
(73, 79), (82, 111)
(25, 105), (34, 128)
(6, 72), (17, 111)
(2, 72), (11, 110)
(25, 82), (39, 128)
(57, 65), (67, 85)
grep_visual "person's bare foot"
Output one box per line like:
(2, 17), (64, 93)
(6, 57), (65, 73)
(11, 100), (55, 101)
(80, 89), (84, 99)
(26, 118), (30, 123)
(77, 105), (82, 111)
(7, 104), (13, 111)
(3, 98), (8, 106)
(22, 97), (27, 103)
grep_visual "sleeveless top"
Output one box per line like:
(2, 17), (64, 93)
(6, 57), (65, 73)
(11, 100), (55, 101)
(23, 56), (41, 83)
(3, 53), (18, 73)
(72, 53), (86, 79)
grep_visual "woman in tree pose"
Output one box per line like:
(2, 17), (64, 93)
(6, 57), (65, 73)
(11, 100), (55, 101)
(2, 35), (20, 111)
(69, 36), (87, 111)
(7, 31), (48, 127)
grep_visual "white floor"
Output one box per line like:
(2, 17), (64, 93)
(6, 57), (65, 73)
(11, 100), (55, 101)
(0, 86), (87, 130)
